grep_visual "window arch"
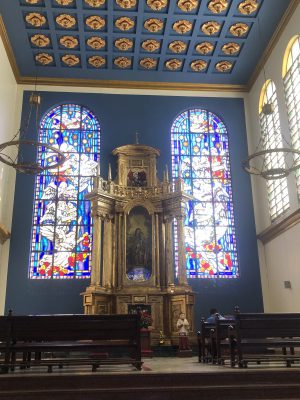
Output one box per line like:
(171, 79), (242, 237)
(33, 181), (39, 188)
(30, 104), (100, 279)
(283, 35), (300, 195)
(171, 109), (239, 279)
(258, 80), (290, 220)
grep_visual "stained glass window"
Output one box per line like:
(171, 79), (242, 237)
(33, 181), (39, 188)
(29, 104), (100, 279)
(259, 80), (290, 220)
(171, 109), (239, 279)
(283, 36), (300, 196)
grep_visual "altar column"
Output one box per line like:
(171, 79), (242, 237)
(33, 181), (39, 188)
(165, 216), (174, 287)
(102, 215), (113, 290)
(91, 212), (102, 287)
(176, 215), (188, 286)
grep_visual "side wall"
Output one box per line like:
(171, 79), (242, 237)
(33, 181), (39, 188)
(0, 35), (22, 315)
(246, 3), (300, 311)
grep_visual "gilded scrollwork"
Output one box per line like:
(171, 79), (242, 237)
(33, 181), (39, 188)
(215, 60), (232, 72)
(139, 58), (157, 69)
(146, 0), (168, 11)
(55, 0), (74, 5)
(61, 54), (80, 66)
(177, 0), (198, 12)
(85, 15), (106, 30)
(84, 0), (106, 6)
(25, 0), (41, 4)
(56, 14), (76, 29)
(86, 36), (106, 50)
(115, 16), (135, 31)
(172, 19), (192, 34)
(229, 22), (249, 37)
(116, 0), (137, 9)
(165, 58), (182, 70)
(141, 39), (160, 52)
(114, 56), (132, 68)
(144, 18), (164, 33)
(238, 0), (259, 15)
(190, 59), (207, 71)
(115, 38), (134, 51)
(222, 42), (240, 55)
(59, 35), (78, 49)
(25, 13), (47, 27)
(168, 40), (187, 54)
(35, 53), (53, 65)
(207, 0), (228, 13)
(31, 34), (50, 48)
(88, 55), (106, 68)
(201, 21), (221, 36)
(195, 41), (214, 54)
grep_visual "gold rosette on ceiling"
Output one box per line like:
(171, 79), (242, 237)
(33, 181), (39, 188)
(141, 39), (160, 52)
(165, 58), (182, 70)
(190, 59), (207, 71)
(139, 58), (157, 69)
(229, 22), (249, 37)
(86, 36), (106, 49)
(114, 56), (131, 68)
(88, 55), (106, 68)
(35, 53), (53, 65)
(116, 0), (137, 9)
(195, 41), (214, 54)
(215, 60), (232, 72)
(55, 0), (74, 5)
(115, 38), (134, 51)
(25, 13), (47, 28)
(144, 18), (164, 33)
(172, 19), (192, 34)
(207, 0), (228, 13)
(30, 34), (50, 48)
(59, 36), (79, 49)
(85, 15), (106, 30)
(177, 0), (198, 12)
(201, 21), (221, 36)
(115, 16), (135, 31)
(238, 0), (259, 15)
(56, 14), (76, 29)
(84, 0), (106, 7)
(222, 42), (240, 55)
(146, 0), (168, 11)
(61, 54), (80, 66)
(25, 0), (40, 4)
(168, 40), (187, 54)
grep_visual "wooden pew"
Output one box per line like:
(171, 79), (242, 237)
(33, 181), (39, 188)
(210, 317), (235, 365)
(229, 312), (300, 368)
(0, 314), (142, 373)
(197, 318), (215, 363)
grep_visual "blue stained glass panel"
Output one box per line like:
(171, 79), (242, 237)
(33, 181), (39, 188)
(171, 111), (189, 133)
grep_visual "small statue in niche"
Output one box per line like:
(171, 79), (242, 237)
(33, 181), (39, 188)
(176, 312), (191, 353)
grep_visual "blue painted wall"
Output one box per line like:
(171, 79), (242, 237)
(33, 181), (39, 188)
(5, 91), (263, 325)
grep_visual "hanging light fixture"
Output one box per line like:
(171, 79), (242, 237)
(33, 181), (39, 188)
(242, 17), (300, 180)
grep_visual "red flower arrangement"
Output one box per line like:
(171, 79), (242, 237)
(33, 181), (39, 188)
(138, 310), (153, 329)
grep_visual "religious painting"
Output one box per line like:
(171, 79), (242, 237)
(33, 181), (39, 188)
(126, 206), (152, 282)
(127, 169), (147, 187)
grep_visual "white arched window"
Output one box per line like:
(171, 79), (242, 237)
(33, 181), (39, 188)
(283, 35), (300, 195)
(29, 104), (100, 279)
(259, 80), (290, 220)
(171, 109), (239, 279)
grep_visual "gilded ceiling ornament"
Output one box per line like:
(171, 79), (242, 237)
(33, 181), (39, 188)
(86, 36), (106, 49)
(229, 22), (249, 37)
(190, 59), (207, 71)
(207, 0), (228, 14)
(61, 54), (80, 66)
(56, 14), (76, 29)
(146, 0), (168, 11)
(177, 0), (198, 12)
(31, 34), (50, 48)
(85, 15), (105, 30)
(114, 56), (132, 68)
(201, 21), (221, 35)
(144, 18), (164, 33)
(141, 39), (160, 52)
(25, 13), (47, 27)
(222, 42), (240, 55)
(215, 60), (233, 72)
(168, 40), (187, 54)
(165, 58), (182, 70)
(25, 0), (40, 4)
(115, 16), (135, 31)
(139, 58), (157, 69)
(55, 0), (73, 5)
(59, 35), (79, 49)
(195, 41), (214, 54)
(115, 38), (133, 51)
(84, 0), (106, 6)
(172, 19), (192, 34)
(238, 0), (259, 15)
(116, 0), (137, 9)
(35, 53), (53, 65)
(88, 55), (106, 68)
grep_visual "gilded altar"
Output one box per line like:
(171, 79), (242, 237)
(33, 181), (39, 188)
(82, 143), (195, 345)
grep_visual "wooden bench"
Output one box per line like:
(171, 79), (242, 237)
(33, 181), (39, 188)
(197, 318), (215, 363)
(229, 312), (300, 368)
(0, 313), (142, 373)
(210, 317), (235, 365)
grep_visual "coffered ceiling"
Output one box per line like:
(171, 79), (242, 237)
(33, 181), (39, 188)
(0, 0), (295, 89)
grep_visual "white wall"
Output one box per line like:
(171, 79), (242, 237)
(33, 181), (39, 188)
(246, 3), (300, 312)
(0, 36), (22, 315)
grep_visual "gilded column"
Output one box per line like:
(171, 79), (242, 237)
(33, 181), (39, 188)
(91, 211), (102, 287)
(176, 215), (188, 286)
(155, 213), (160, 287)
(165, 216), (174, 287)
(102, 215), (113, 289)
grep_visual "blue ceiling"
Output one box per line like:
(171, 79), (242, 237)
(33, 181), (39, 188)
(0, 0), (293, 85)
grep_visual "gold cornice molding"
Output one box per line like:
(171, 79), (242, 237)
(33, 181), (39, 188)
(247, 0), (300, 90)
(0, 15), (20, 83)
(257, 208), (300, 245)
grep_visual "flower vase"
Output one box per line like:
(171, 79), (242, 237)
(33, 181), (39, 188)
(140, 328), (153, 357)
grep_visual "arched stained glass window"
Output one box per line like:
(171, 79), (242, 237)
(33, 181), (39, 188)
(171, 109), (239, 279)
(29, 104), (100, 279)
(259, 80), (290, 220)
(283, 35), (300, 196)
